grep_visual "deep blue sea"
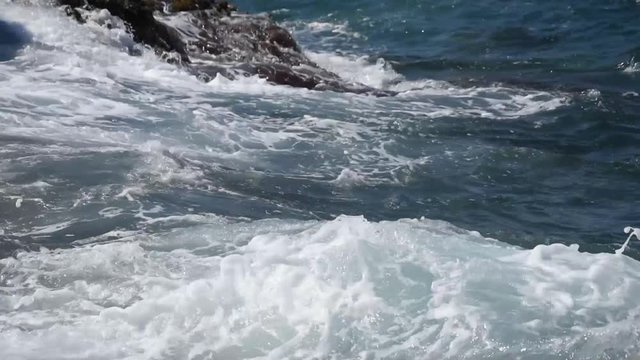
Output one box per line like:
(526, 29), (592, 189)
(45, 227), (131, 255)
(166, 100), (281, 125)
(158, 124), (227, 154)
(1, 0), (640, 359)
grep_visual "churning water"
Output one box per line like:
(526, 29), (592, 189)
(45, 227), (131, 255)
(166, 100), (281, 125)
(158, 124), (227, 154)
(1, 0), (640, 359)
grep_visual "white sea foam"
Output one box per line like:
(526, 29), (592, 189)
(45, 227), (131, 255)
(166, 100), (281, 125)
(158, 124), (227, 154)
(619, 57), (640, 73)
(308, 52), (402, 89)
(331, 168), (367, 186)
(306, 21), (364, 39)
(1, 216), (639, 359)
(308, 51), (569, 119)
(284, 19), (366, 46)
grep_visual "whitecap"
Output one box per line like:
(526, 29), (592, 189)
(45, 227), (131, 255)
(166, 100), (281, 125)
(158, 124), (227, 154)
(1, 216), (639, 359)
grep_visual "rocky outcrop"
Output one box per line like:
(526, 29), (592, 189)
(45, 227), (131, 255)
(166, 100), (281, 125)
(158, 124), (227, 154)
(57, 0), (393, 95)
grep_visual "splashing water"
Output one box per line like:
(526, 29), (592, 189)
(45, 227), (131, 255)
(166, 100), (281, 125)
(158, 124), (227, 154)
(616, 227), (640, 255)
(2, 215), (640, 359)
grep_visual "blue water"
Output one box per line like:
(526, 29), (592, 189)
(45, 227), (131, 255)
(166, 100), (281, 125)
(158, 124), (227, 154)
(1, 1), (640, 358)
(0, 19), (30, 61)
(236, 0), (640, 255)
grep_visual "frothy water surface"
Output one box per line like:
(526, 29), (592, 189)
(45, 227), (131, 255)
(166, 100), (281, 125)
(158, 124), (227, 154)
(1, 0), (640, 358)
(3, 216), (640, 359)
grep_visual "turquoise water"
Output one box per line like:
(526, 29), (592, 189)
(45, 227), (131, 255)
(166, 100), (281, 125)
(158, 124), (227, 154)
(1, 1), (640, 359)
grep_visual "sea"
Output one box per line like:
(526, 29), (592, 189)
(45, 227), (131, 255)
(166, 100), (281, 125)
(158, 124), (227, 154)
(1, 0), (640, 359)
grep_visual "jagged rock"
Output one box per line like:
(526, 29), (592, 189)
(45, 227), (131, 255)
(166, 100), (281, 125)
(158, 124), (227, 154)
(57, 0), (394, 95)
(61, 0), (190, 62)
(170, 0), (236, 14)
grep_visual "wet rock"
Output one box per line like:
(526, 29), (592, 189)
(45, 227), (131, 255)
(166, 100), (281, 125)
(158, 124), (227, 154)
(58, 0), (190, 61)
(57, 0), (394, 95)
(266, 24), (300, 51)
(170, 0), (235, 14)
(64, 6), (85, 24)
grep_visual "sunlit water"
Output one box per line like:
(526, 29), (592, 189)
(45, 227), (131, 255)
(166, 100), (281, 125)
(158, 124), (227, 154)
(1, 1), (640, 359)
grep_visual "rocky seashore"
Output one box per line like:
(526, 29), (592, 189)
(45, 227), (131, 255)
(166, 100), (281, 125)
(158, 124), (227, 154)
(57, 0), (392, 95)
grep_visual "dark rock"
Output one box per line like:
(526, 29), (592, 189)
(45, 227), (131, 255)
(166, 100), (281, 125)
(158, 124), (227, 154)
(59, 0), (190, 62)
(61, 0), (85, 8)
(64, 6), (85, 24)
(169, 0), (235, 14)
(56, 0), (394, 95)
(266, 25), (300, 51)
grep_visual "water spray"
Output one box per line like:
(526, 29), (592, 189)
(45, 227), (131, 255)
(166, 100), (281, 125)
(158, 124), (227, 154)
(615, 226), (640, 255)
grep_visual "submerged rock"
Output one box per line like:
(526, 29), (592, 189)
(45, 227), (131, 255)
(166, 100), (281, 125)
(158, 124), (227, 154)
(57, 0), (393, 95)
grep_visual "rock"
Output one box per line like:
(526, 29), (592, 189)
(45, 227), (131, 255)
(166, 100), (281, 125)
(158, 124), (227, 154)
(170, 0), (235, 14)
(57, 0), (395, 95)
(64, 6), (85, 24)
(59, 0), (190, 61)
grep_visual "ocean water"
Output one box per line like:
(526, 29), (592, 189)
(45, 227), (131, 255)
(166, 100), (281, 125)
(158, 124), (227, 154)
(1, 0), (640, 359)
